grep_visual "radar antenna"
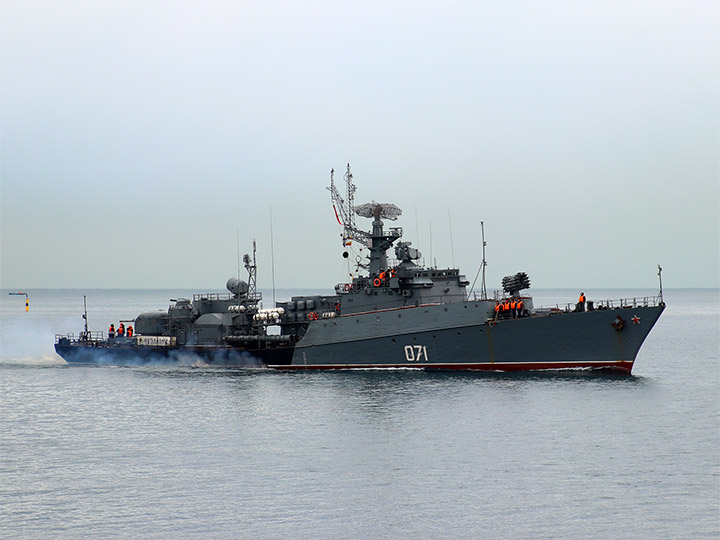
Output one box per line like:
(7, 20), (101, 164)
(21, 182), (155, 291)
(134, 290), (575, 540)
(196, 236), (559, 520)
(354, 202), (402, 221)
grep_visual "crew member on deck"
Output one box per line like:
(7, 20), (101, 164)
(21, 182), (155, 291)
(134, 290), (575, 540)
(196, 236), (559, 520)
(127, 325), (133, 338)
(511, 298), (518, 318)
(517, 298), (524, 318)
(118, 323), (125, 337)
(578, 292), (586, 312)
(108, 324), (115, 339)
(494, 301), (500, 321)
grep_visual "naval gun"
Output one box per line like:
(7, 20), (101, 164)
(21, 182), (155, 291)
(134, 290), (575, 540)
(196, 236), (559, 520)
(395, 241), (422, 266)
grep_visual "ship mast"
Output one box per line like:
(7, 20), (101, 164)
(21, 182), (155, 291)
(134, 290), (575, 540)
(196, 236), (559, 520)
(327, 163), (368, 245)
(244, 240), (261, 302)
(327, 164), (402, 276)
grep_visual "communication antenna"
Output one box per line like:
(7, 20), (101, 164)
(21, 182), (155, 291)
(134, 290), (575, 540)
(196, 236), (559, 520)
(468, 221), (488, 300)
(243, 240), (261, 301)
(236, 229), (242, 310)
(415, 205), (420, 253)
(236, 229), (241, 282)
(82, 295), (89, 338)
(658, 265), (664, 305)
(429, 221), (433, 269)
(480, 221), (488, 299)
(270, 205), (276, 306)
(344, 164), (356, 232)
(447, 205), (455, 268)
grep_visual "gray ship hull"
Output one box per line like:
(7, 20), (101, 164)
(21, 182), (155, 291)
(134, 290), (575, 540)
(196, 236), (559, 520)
(54, 341), (294, 367)
(273, 302), (664, 372)
(55, 302), (663, 372)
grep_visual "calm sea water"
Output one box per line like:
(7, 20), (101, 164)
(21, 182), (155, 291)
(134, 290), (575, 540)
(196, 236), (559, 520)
(1, 288), (718, 539)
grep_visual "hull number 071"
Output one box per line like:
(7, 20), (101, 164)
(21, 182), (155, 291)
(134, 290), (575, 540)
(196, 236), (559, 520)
(404, 345), (429, 362)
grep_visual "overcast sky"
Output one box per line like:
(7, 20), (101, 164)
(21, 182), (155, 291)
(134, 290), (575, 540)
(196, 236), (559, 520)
(1, 0), (718, 291)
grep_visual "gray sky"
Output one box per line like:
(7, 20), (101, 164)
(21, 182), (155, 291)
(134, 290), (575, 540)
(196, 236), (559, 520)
(2, 0), (718, 291)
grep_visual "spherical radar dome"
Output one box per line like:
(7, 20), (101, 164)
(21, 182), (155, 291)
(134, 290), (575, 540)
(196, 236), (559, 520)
(226, 277), (249, 296)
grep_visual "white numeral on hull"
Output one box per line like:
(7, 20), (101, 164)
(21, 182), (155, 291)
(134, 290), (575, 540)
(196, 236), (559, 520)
(405, 345), (429, 362)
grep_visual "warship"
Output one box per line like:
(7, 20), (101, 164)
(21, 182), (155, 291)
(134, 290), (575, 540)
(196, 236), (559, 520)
(55, 165), (665, 372)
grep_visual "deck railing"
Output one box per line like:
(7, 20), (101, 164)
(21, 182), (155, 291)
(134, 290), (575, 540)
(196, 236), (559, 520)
(535, 295), (664, 314)
(55, 331), (105, 343)
(193, 292), (262, 302)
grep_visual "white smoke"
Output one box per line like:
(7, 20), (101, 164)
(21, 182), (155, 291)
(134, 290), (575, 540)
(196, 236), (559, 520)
(0, 314), (72, 365)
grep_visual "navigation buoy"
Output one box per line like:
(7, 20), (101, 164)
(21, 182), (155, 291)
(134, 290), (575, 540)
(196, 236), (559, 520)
(8, 292), (28, 312)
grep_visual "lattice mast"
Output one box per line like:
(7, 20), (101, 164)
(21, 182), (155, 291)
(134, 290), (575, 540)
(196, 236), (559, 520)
(327, 163), (368, 245)
(327, 164), (403, 276)
(243, 240), (261, 301)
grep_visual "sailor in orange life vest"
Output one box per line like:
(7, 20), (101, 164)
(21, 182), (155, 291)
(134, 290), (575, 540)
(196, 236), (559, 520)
(516, 297), (524, 318)
(108, 324), (115, 339)
(578, 292), (586, 312)
(494, 301), (500, 320)
(127, 325), (133, 338)
(502, 298), (511, 319)
(117, 323), (125, 337)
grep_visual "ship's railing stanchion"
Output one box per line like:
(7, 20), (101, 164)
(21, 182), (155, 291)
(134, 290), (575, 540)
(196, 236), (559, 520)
(537, 295), (662, 313)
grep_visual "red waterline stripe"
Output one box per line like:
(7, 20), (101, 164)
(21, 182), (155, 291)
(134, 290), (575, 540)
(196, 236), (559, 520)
(268, 361), (634, 373)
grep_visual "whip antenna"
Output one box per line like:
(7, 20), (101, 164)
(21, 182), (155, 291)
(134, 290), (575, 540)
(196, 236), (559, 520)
(481, 221), (487, 299)
(270, 205), (276, 306)
(447, 205), (455, 268)
(468, 221), (488, 300)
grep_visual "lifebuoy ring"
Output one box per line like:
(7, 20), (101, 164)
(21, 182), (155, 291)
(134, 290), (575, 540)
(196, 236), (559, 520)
(308, 312), (318, 321)
(373, 278), (381, 287)
(611, 315), (625, 331)
(344, 283), (351, 291)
